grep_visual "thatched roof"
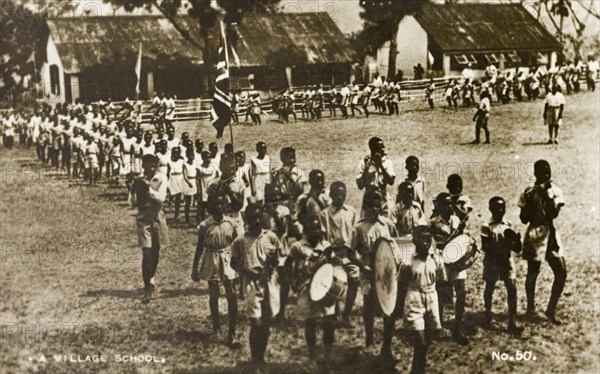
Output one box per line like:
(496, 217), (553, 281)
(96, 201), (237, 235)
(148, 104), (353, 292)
(413, 3), (561, 53)
(231, 12), (354, 67)
(46, 12), (353, 74)
(47, 16), (204, 74)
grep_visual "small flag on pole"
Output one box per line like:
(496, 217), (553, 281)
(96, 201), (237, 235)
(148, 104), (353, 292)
(211, 24), (232, 139)
(135, 43), (142, 94)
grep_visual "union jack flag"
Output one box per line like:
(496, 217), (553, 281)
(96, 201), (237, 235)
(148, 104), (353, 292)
(211, 27), (231, 139)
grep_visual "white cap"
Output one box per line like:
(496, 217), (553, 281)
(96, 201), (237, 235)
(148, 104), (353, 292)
(217, 61), (226, 69)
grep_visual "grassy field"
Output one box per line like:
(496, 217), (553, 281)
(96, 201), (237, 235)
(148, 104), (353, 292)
(1, 91), (599, 374)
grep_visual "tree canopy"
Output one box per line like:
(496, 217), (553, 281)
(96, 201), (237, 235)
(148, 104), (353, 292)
(105, 0), (282, 65)
(0, 0), (48, 104)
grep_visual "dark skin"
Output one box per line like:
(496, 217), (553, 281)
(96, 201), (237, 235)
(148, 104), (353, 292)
(406, 159), (419, 181)
(143, 133), (153, 146)
(329, 184), (360, 321)
(281, 151), (295, 168)
(519, 163), (562, 224)
(191, 196), (225, 280)
(543, 86), (564, 121)
(447, 178), (470, 222)
(195, 140), (204, 153)
(209, 143), (218, 158)
(191, 196), (239, 343)
(356, 140), (395, 190)
(399, 231), (438, 373)
(437, 197), (465, 239)
(398, 184), (415, 206)
(256, 143), (267, 159)
(250, 143), (267, 197)
(232, 206), (275, 279)
(482, 200), (509, 258)
(263, 188), (288, 239)
(330, 185), (345, 210)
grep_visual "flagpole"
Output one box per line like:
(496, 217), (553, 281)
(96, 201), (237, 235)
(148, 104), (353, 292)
(32, 51), (38, 100)
(220, 20), (234, 151)
(135, 42), (142, 101)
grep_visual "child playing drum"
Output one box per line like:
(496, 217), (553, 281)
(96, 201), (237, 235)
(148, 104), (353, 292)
(390, 182), (425, 236)
(285, 217), (337, 360)
(447, 174), (473, 223)
(349, 190), (399, 360)
(481, 197), (524, 336)
(398, 225), (446, 374)
(319, 182), (359, 327)
(430, 192), (470, 345)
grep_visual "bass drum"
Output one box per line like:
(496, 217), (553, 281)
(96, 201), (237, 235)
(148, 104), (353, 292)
(442, 234), (479, 272)
(309, 263), (348, 306)
(373, 237), (402, 316)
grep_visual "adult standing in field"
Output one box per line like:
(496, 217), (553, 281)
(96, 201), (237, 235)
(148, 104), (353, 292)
(543, 85), (565, 145)
(518, 160), (567, 325)
(356, 137), (395, 216)
(130, 154), (169, 304)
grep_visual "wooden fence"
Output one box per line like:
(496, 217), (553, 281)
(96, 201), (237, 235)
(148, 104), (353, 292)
(117, 72), (600, 125)
(110, 76), (457, 125)
(2, 71), (598, 121)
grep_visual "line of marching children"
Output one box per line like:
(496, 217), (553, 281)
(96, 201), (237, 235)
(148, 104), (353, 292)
(130, 134), (568, 373)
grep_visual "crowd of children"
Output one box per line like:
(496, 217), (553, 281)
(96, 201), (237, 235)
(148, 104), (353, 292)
(123, 128), (567, 373)
(0, 71), (578, 373)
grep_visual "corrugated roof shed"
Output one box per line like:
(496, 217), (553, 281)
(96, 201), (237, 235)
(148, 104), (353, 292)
(47, 16), (204, 74)
(46, 12), (353, 74)
(232, 12), (354, 66)
(414, 3), (561, 53)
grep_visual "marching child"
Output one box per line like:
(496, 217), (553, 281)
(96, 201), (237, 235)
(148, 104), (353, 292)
(196, 150), (218, 223)
(167, 146), (185, 222)
(182, 150), (198, 225)
(192, 190), (241, 347)
(481, 197), (524, 336)
(319, 182), (359, 325)
(426, 79), (435, 109)
(231, 204), (284, 366)
(430, 192), (469, 345)
(390, 182), (425, 236)
(398, 225), (446, 374)
(447, 174), (473, 224)
(286, 217), (337, 359)
(405, 155), (426, 212)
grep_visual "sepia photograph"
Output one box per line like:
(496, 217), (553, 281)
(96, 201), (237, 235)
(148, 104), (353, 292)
(0, 0), (599, 373)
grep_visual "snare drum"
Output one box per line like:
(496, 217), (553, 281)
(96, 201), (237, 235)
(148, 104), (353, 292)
(374, 237), (403, 316)
(309, 263), (348, 306)
(441, 234), (479, 273)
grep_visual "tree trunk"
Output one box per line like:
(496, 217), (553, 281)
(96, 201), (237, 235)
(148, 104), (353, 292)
(387, 26), (398, 81)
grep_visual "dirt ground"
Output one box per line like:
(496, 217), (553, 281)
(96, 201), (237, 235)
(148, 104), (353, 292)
(1, 91), (599, 373)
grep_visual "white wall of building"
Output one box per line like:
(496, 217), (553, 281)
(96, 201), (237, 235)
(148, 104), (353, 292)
(395, 16), (429, 77)
(41, 36), (65, 104)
